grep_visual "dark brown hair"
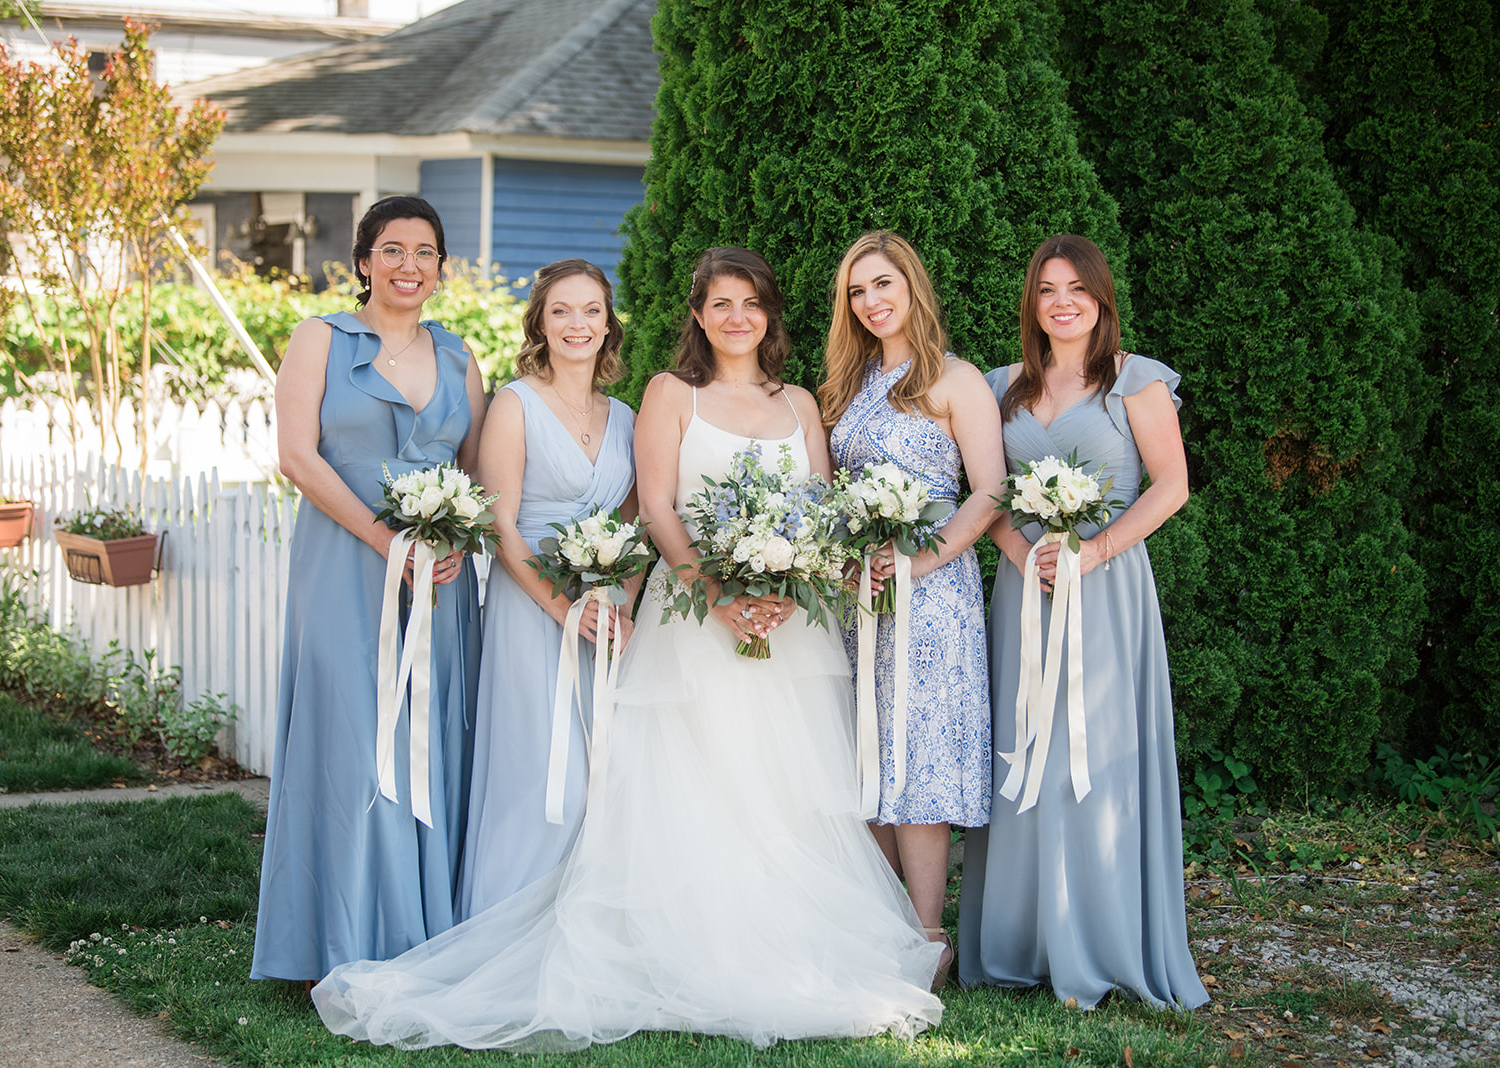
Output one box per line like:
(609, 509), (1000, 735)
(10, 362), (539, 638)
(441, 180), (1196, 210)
(818, 231), (948, 429)
(515, 259), (624, 386)
(1000, 234), (1123, 422)
(671, 247), (789, 391)
(352, 195), (447, 307)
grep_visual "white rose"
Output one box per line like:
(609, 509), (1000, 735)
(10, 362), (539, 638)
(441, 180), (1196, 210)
(595, 534), (625, 567)
(1018, 478), (1051, 515)
(400, 495), (423, 517)
(562, 540), (592, 567)
(579, 514), (605, 539)
(417, 486), (444, 517)
(452, 494), (480, 520)
(1057, 482), (1085, 512)
(631, 541), (651, 557)
(761, 535), (796, 572)
(749, 555), (767, 573)
(1034, 496), (1061, 520)
(421, 468), (441, 488)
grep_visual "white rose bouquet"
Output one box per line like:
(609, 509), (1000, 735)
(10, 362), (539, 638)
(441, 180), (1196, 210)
(834, 461), (949, 614)
(528, 506), (654, 609)
(375, 462), (500, 559)
(663, 441), (850, 659)
(999, 451), (1121, 554)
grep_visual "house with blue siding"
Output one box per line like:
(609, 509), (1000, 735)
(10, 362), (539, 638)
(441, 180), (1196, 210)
(176, 0), (657, 289)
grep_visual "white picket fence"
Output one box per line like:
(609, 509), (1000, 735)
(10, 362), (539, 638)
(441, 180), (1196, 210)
(0, 448), (293, 776)
(0, 389), (278, 485)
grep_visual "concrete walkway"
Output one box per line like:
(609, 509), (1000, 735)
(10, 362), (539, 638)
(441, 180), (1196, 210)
(0, 778), (269, 1067)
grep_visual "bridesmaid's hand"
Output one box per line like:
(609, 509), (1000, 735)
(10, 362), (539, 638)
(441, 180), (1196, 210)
(432, 548), (467, 586)
(591, 605), (634, 652)
(1031, 538), (1107, 591)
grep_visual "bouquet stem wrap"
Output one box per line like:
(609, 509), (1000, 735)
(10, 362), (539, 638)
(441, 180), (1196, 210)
(545, 586), (623, 825)
(373, 529), (438, 828)
(999, 530), (1092, 812)
(855, 550), (913, 820)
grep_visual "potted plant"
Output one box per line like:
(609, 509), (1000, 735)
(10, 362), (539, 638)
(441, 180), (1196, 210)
(0, 497), (35, 549)
(54, 506), (162, 587)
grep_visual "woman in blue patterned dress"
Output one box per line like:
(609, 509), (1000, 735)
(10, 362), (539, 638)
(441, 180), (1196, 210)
(252, 196), (485, 988)
(458, 259), (636, 917)
(957, 234), (1206, 1009)
(820, 231), (1005, 988)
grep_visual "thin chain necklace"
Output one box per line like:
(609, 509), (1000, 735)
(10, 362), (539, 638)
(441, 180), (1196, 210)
(548, 383), (597, 446)
(358, 312), (423, 367)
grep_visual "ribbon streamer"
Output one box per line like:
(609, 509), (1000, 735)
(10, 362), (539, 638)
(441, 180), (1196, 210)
(855, 549), (915, 820)
(545, 586), (624, 825)
(372, 529), (438, 827)
(997, 530), (1092, 812)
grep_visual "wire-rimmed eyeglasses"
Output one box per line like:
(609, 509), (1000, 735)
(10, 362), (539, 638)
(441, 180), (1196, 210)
(377, 245), (440, 269)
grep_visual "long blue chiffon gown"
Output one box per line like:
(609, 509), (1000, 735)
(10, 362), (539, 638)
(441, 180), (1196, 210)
(957, 355), (1208, 1010)
(251, 312), (480, 982)
(458, 380), (635, 918)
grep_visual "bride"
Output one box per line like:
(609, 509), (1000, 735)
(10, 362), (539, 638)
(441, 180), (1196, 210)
(312, 247), (943, 1052)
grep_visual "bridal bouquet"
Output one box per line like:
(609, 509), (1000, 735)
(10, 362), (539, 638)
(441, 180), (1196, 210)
(375, 462), (500, 559)
(834, 462), (948, 613)
(664, 441), (849, 658)
(528, 506), (654, 608)
(999, 452), (1120, 553)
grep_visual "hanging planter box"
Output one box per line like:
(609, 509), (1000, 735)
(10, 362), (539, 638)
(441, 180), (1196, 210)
(54, 529), (162, 587)
(0, 501), (34, 548)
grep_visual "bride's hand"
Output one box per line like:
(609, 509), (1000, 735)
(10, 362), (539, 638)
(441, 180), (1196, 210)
(711, 594), (789, 643)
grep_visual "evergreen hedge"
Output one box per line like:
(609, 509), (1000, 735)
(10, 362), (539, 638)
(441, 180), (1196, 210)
(617, 0), (1127, 408)
(1051, 0), (1431, 795)
(1292, 0), (1500, 758)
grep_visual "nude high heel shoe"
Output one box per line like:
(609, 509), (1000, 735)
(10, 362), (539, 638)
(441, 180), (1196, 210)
(925, 927), (954, 992)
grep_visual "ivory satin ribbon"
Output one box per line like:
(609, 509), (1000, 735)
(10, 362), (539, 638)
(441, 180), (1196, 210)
(372, 529), (438, 827)
(998, 529), (1092, 812)
(544, 586), (624, 825)
(855, 550), (913, 821)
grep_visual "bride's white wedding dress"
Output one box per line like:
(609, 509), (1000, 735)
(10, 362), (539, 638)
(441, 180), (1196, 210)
(312, 392), (944, 1052)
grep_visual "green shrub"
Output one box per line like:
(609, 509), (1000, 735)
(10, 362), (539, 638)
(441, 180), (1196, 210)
(1288, 0), (1500, 757)
(618, 0), (1128, 407)
(1052, 0), (1431, 795)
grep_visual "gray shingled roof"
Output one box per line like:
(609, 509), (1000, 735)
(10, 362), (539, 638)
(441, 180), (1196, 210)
(175, 0), (659, 143)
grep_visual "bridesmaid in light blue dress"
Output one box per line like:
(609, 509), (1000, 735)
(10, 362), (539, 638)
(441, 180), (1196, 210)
(458, 260), (636, 918)
(958, 234), (1207, 1009)
(252, 197), (486, 984)
(819, 232), (1005, 989)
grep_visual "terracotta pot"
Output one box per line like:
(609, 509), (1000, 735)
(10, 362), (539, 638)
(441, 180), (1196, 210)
(53, 529), (161, 587)
(0, 501), (33, 548)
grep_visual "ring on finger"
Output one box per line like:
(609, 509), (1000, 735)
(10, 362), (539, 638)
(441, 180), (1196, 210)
(740, 608), (753, 619)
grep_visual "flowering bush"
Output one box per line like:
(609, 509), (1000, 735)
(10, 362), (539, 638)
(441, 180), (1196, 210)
(528, 506), (653, 604)
(56, 506), (149, 541)
(1000, 452), (1121, 553)
(663, 442), (849, 657)
(374, 463), (499, 557)
(834, 462), (948, 613)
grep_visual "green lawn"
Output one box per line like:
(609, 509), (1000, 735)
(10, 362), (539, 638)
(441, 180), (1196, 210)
(0, 793), (1239, 1067)
(0, 691), (141, 792)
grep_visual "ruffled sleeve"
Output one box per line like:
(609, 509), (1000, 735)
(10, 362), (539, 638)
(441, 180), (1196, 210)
(1104, 355), (1181, 443)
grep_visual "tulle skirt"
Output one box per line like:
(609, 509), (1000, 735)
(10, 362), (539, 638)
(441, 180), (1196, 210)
(314, 581), (944, 1051)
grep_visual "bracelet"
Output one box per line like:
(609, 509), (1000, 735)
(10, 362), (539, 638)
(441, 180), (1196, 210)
(1103, 530), (1114, 571)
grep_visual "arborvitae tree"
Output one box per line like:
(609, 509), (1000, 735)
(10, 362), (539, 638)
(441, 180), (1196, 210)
(1051, 0), (1430, 794)
(1289, 0), (1500, 757)
(617, 0), (1127, 407)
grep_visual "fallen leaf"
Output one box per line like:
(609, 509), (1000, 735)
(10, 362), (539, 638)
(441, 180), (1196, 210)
(2, 947), (18, 953)
(1224, 1030), (1248, 1040)
(1370, 1021), (1392, 1035)
(1064, 997), (1080, 1010)
(145, 784), (158, 792)
(1365, 1047), (1382, 1059)
(1124, 1047), (1135, 1067)
(1065, 1049), (1080, 1060)
(1229, 1042), (1246, 1061)
(1203, 973), (1220, 987)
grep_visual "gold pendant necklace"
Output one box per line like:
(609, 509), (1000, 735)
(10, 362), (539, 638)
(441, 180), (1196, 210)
(550, 385), (597, 446)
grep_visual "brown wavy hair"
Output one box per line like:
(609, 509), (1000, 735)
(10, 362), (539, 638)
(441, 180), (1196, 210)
(671, 247), (789, 392)
(1000, 234), (1122, 422)
(818, 231), (948, 429)
(515, 259), (625, 386)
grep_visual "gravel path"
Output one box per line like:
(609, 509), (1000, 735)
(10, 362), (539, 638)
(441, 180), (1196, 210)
(0, 779), (268, 1067)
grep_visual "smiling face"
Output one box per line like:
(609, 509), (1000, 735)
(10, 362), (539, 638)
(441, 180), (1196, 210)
(360, 217), (441, 310)
(1035, 257), (1100, 349)
(541, 272), (609, 370)
(846, 252), (913, 344)
(692, 273), (768, 363)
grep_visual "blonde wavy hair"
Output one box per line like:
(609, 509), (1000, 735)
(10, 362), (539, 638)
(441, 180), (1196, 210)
(818, 231), (949, 430)
(515, 259), (624, 386)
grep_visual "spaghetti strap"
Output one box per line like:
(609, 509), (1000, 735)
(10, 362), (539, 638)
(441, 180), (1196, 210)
(692, 386), (698, 416)
(782, 389), (801, 433)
